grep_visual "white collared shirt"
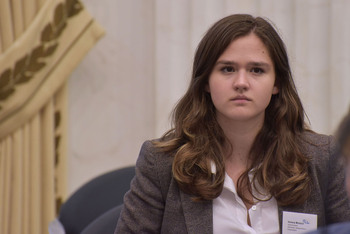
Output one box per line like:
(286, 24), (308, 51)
(213, 172), (279, 234)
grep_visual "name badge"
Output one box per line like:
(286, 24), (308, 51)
(282, 211), (317, 234)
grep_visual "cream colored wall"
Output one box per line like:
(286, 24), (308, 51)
(67, 0), (350, 195)
(67, 0), (156, 194)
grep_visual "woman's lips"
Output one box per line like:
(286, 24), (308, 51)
(231, 95), (251, 101)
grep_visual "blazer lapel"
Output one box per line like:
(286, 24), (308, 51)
(180, 191), (213, 234)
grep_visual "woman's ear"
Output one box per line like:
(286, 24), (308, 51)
(205, 84), (210, 93)
(272, 85), (279, 94)
(272, 79), (279, 94)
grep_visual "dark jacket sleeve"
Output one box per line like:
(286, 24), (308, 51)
(115, 141), (167, 233)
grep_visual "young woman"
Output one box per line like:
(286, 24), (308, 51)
(115, 14), (350, 233)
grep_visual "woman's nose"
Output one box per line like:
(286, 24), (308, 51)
(233, 71), (249, 91)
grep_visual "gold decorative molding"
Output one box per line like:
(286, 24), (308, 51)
(54, 109), (63, 213)
(0, 0), (83, 110)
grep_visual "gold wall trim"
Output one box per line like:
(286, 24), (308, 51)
(0, 0), (83, 108)
(0, 0), (105, 139)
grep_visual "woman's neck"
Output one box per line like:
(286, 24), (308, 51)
(217, 116), (264, 169)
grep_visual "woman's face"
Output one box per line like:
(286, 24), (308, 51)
(207, 33), (278, 125)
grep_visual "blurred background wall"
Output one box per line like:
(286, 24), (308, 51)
(68, 0), (350, 195)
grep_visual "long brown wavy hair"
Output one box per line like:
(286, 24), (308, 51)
(153, 14), (311, 206)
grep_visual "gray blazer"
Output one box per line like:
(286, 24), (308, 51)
(115, 132), (350, 233)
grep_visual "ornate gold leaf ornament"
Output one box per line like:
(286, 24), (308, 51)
(0, 0), (83, 110)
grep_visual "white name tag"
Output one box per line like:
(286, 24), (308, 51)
(282, 211), (317, 234)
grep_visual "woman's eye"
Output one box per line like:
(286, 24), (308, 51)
(251, 67), (264, 74)
(221, 66), (234, 73)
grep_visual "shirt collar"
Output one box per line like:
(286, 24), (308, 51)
(211, 161), (271, 200)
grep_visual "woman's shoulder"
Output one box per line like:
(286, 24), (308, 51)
(299, 130), (336, 154)
(136, 139), (175, 182)
(301, 130), (335, 146)
(134, 139), (175, 199)
(299, 131), (337, 163)
(299, 130), (338, 168)
(137, 139), (174, 168)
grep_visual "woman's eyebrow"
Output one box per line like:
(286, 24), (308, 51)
(215, 60), (271, 68)
(247, 62), (271, 68)
(215, 60), (237, 66)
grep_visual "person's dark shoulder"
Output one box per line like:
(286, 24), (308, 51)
(328, 222), (350, 234)
(308, 222), (350, 234)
